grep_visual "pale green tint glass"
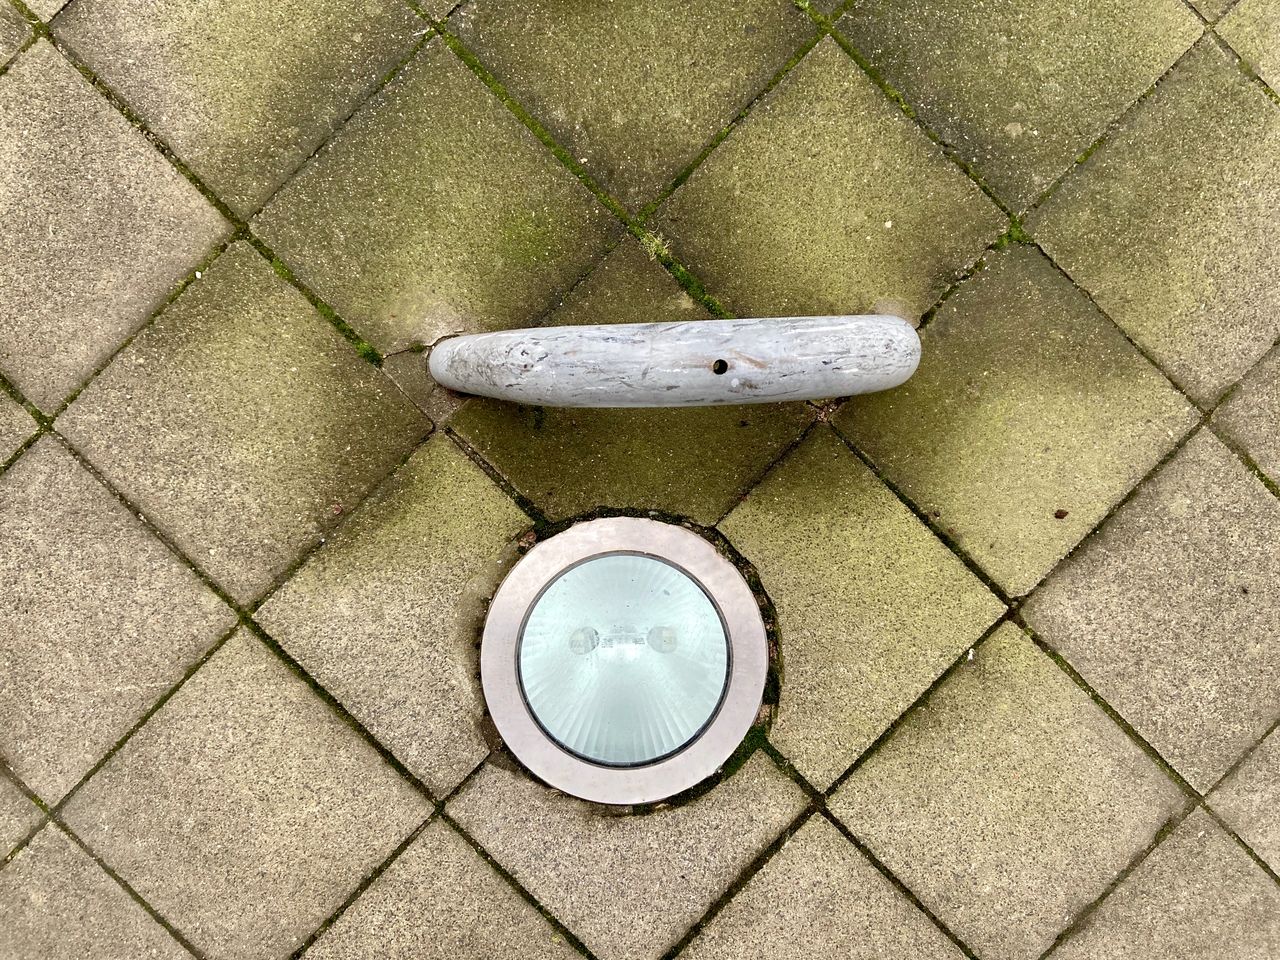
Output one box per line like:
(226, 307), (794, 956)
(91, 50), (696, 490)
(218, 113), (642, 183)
(518, 553), (729, 766)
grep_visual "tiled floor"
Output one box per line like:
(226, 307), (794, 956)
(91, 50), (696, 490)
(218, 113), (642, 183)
(2, 1), (1278, 958)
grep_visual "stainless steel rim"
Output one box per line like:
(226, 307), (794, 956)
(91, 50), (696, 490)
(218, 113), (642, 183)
(481, 517), (768, 805)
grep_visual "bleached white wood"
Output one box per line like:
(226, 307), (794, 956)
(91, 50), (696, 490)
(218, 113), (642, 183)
(427, 315), (919, 407)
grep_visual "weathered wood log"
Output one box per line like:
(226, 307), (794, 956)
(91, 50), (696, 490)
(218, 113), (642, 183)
(427, 315), (919, 407)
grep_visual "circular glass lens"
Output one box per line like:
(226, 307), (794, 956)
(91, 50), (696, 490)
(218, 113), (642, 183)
(517, 553), (730, 766)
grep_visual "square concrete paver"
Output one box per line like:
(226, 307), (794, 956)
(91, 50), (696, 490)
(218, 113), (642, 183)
(451, 0), (816, 209)
(1048, 809), (1280, 960)
(451, 240), (814, 523)
(449, 754), (807, 960)
(0, 390), (37, 462)
(0, 438), (235, 802)
(55, 0), (423, 216)
(0, 2), (30, 67)
(720, 428), (1004, 788)
(256, 39), (618, 355)
(681, 815), (964, 960)
(1031, 41), (1280, 405)
(63, 629), (429, 960)
(58, 242), (429, 605)
(0, 824), (188, 960)
(0, 775), (42, 859)
(0, 41), (228, 413)
(839, 245), (1195, 597)
(306, 818), (578, 960)
(21, 0), (68, 23)
(1219, 0), (1280, 89)
(830, 624), (1184, 960)
(1213, 344), (1280, 483)
(1209, 726), (1280, 872)
(836, 0), (1199, 209)
(257, 436), (528, 797)
(656, 38), (1005, 319)
(1024, 430), (1280, 792)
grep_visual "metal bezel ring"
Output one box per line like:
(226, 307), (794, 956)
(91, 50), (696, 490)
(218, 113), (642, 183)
(481, 517), (768, 805)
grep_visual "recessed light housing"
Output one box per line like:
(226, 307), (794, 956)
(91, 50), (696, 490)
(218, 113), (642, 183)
(481, 517), (767, 805)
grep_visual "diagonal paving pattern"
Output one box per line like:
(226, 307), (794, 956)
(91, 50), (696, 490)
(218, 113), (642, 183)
(1, 0), (1279, 957)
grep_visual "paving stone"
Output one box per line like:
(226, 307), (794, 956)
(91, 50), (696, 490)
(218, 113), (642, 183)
(306, 818), (578, 960)
(1030, 41), (1280, 405)
(449, 753), (807, 960)
(1209, 726), (1280, 871)
(1023, 431), (1280, 792)
(0, 42), (228, 413)
(380, 350), (455, 425)
(830, 624), (1184, 960)
(451, 241), (813, 522)
(836, 0), (1199, 209)
(58, 243), (429, 604)
(0, 824), (188, 960)
(1220, 0), (1280, 89)
(23, 0), (68, 21)
(681, 815), (964, 960)
(256, 436), (528, 797)
(1188, 0), (1234, 19)
(0, 2), (30, 66)
(55, 0), (423, 216)
(0, 391), (37, 461)
(838, 245), (1195, 597)
(256, 40), (617, 355)
(1213, 344), (1280, 483)
(1048, 809), (1280, 960)
(656, 38), (1005, 319)
(0, 438), (235, 802)
(0, 775), (42, 859)
(63, 629), (429, 960)
(720, 427), (1003, 788)
(452, 0), (816, 208)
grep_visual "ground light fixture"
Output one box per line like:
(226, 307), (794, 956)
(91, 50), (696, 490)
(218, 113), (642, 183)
(481, 517), (768, 805)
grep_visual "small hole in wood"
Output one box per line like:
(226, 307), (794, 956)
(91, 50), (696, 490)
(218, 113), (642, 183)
(712, 359), (729, 375)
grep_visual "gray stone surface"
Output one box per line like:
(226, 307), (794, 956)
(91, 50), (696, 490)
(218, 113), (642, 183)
(449, 753), (808, 960)
(1031, 41), (1280, 405)
(0, 438), (235, 802)
(836, 0), (1199, 208)
(449, 239), (813, 523)
(839, 245), (1195, 597)
(681, 815), (964, 960)
(1209, 726), (1280, 872)
(380, 350), (455, 424)
(0, 41), (228, 412)
(0, 774), (42, 859)
(0, 390), (36, 462)
(452, 0), (816, 208)
(256, 40), (617, 355)
(0, 1), (29, 67)
(23, 0), (68, 22)
(1220, 0), (1280, 90)
(657, 38), (1005, 319)
(720, 428), (1004, 788)
(1213, 345), (1280, 484)
(257, 437), (528, 797)
(55, 0), (423, 216)
(830, 624), (1184, 960)
(305, 818), (579, 960)
(1048, 809), (1280, 960)
(1024, 431), (1280, 792)
(0, 824), (188, 960)
(58, 242), (429, 604)
(63, 629), (429, 960)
